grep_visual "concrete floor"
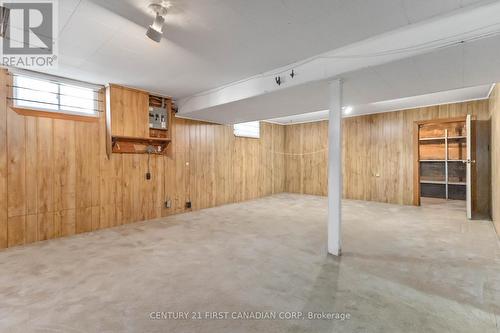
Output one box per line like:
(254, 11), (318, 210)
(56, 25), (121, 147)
(0, 194), (499, 333)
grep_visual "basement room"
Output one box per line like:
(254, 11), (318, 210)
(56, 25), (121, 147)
(0, 1), (499, 332)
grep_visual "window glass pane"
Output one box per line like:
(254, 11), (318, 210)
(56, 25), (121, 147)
(14, 76), (58, 110)
(60, 84), (96, 114)
(234, 121), (260, 138)
(59, 104), (96, 114)
(15, 75), (58, 93)
(60, 84), (94, 99)
(15, 100), (58, 111)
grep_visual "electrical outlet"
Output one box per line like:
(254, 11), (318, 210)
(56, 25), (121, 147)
(146, 172), (151, 180)
(185, 201), (192, 209)
(165, 200), (172, 208)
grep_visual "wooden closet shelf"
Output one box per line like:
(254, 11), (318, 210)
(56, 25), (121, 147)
(419, 137), (445, 141)
(420, 180), (446, 185)
(420, 180), (466, 185)
(419, 159), (466, 162)
(419, 136), (466, 141)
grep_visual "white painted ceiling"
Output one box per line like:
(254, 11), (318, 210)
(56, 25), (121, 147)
(52, 0), (492, 99)
(177, 28), (500, 124)
(265, 84), (493, 125)
(176, 0), (500, 124)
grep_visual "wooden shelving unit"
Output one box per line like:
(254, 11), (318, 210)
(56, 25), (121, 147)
(105, 84), (173, 157)
(415, 117), (468, 202)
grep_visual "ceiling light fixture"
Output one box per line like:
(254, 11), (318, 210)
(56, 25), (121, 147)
(343, 106), (353, 114)
(146, 3), (168, 43)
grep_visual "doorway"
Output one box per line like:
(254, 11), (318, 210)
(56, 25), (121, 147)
(414, 116), (474, 218)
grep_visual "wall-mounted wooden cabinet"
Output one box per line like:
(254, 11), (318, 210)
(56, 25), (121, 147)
(107, 84), (149, 138)
(105, 84), (173, 157)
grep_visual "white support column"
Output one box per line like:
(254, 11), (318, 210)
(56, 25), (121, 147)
(327, 79), (342, 256)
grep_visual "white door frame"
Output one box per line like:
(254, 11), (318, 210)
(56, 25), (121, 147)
(466, 114), (472, 220)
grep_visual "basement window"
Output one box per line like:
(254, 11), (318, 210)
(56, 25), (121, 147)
(11, 72), (101, 117)
(234, 121), (260, 139)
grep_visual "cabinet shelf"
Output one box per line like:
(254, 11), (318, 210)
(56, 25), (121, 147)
(420, 180), (466, 186)
(419, 137), (445, 141)
(419, 159), (465, 162)
(419, 136), (466, 142)
(420, 180), (446, 185)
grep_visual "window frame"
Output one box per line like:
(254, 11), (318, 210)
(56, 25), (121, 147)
(10, 72), (102, 121)
(233, 121), (260, 139)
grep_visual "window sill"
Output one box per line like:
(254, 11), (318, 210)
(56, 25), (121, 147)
(234, 135), (260, 139)
(11, 107), (100, 122)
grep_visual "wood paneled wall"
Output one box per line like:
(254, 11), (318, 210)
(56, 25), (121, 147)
(1, 65), (495, 249)
(284, 100), (491, 214)
(284, 121), (329, 196)
(0, 70), (285, 249)
(489, 85), (500, 235)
